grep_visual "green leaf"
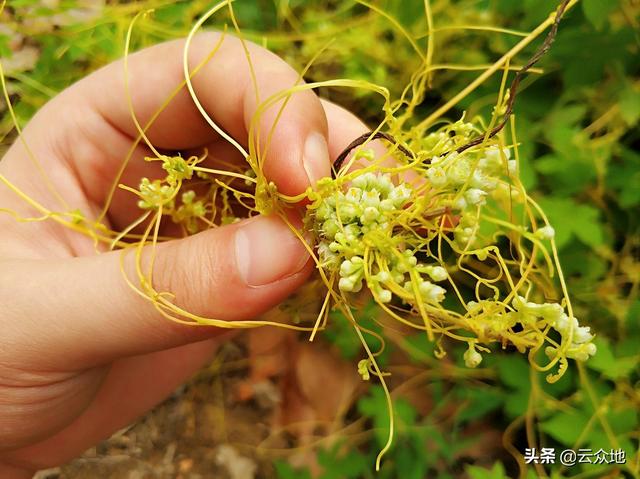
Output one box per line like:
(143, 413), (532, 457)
(541, 410), (590, 446)
(540, 365), (575, 397)
(275, 460), (312, 479)
(497, 355), (531, 417)
(358, 387), (417, 449)
(0, 33), (12, 58)
(466, 462), (508, 479)
(619, 84), (640, 126)
(455, 386), (504, 423)
(496, 355), (529, 389)
(587, 337), (640, 380)
(358, 386), (392, 448)
(607, 148), (640, 208)
(607, 407), (639, 436)
(537, 198), (605, 249)
(582, 0), (617, 30)
(534, 154), (596, 195)
(403, 333), (436, 364)
(551, 27), (635, 87)
(324, 310), (361, 359)
(627, 300), (640, 335)
(325, 301), (390, 364)
(557, 242), (608, 287)
(318, 445), (369, 479)
(395, 445), (428, 479)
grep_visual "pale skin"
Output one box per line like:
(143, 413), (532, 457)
(0, 33), (374, 477)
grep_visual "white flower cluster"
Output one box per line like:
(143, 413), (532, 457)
(512, 296), (597, 362)
(425, 145), (517, 247)
(313, 173), (448, 305)
(420, 121), (479, 153)
(462, 296), (596, 367)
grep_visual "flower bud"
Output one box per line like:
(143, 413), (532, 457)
(535, 225), (555, 240)
(464, 345), (483, 368)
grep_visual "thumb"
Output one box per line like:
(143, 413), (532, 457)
(3, 215), (312, 370)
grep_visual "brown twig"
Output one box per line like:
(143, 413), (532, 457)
(331, 131), (414, 177)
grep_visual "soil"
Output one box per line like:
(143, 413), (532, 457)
(35, 338), (283, 479)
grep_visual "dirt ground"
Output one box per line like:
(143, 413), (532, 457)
(30, 306), (507, 479)
(33, 316), (366, 479)
(35, 338), (286, 479)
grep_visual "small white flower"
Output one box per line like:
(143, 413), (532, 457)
(389, 184), (412, 206)
(375, 271), (391, 282)
(377, 174), (395, 194)
(485, 146), (511, 162)
(379, 199), (394, 211)
(362, 190), (381, 207)
(418, 281), (446, 303)
(464, 345), (483, 368)
(573, 326), (593, 344)
(361, 206), (379, 224)
(453, 196), (468, 210)
(378, 289), (392, 303)
(337, 203), (358, 222)
(352, 173), (374, 190)
(568, 342), (597, 361)
(554, 313), (570, 333)
(535, 225), (555, 240)
(322, 219), (339, 238)
(426, 266), (448, 282)
(447, 159), (472, 184)
(465, 188), (487, 206)
(345, 187), (362, 201)
(426, 167), (448, 187)
(338, 277), (355, 292)
(340, 258), (359, 276)
(542, 303), (565, 322)
(471, 171), (497, 191)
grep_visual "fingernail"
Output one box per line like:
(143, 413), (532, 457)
(302, 132), (330, 186)
(235, 216), (310, 287)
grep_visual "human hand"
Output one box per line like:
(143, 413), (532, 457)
(0, 32), (371, 477)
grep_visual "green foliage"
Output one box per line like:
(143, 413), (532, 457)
(538, 197), (605, 249)
(324, 300), (391, 366)
(608, 147), (640, 208)
(582, 0), (618, 30)
(466, 462), (508, 479)
(587, 337), (640, 380)
(496, 355), (531, 418)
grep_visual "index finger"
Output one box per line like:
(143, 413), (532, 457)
(25, 32), (331, 200)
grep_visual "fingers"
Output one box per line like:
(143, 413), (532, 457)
(322, 99), (422, 185)
(1, 214), (312, 370)
(1, 339), (221, 471)
(9, 32), (330, 207)
(321, 99), (388, 170)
